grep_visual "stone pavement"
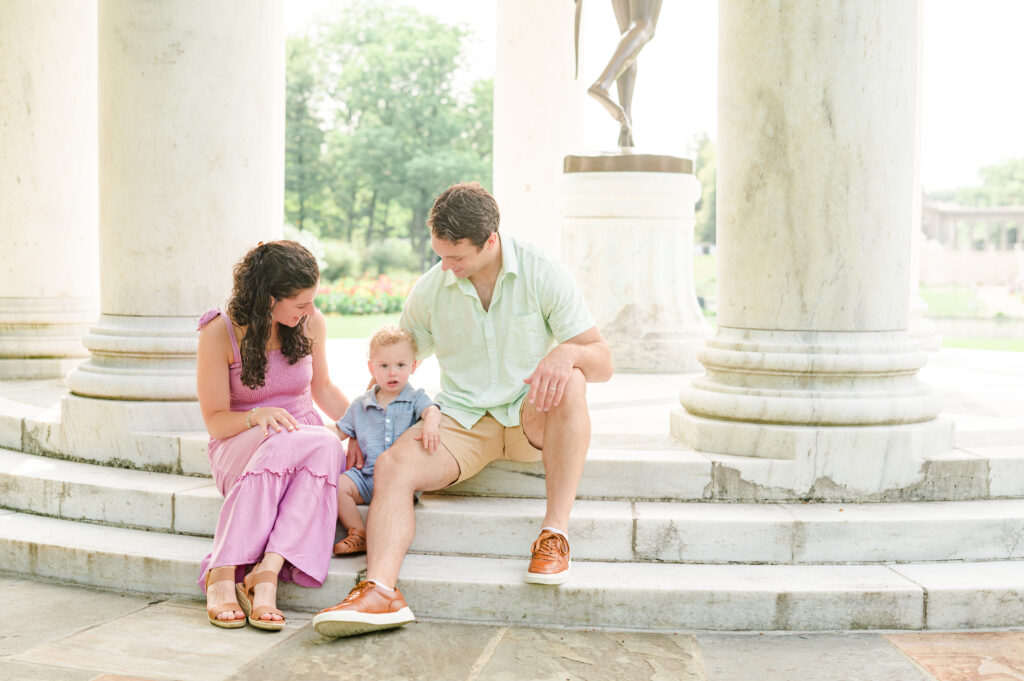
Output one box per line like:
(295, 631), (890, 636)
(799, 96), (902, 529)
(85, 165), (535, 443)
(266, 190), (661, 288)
(2, 576), (1023, 681)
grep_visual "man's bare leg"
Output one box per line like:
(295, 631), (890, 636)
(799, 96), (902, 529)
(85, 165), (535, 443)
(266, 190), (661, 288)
(364, 431), (460, 588)
(522, 368), (591, 532)
(313, 431), (460, 638)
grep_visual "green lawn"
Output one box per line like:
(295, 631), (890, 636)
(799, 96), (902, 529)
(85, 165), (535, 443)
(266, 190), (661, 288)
(325, 312), (401, 339)
(919, 285), (988, 317)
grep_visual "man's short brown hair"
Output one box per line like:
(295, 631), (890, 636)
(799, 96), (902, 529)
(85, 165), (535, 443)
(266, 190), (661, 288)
(427, 182), (500, 249)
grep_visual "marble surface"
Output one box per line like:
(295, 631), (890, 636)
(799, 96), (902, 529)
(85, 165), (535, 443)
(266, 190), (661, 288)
(65, 0), (284, 401)
(493, 0), (583, 259)
(676, 1), (949, 475)
(0, 2), (98, 376)
(562, 171), (710, 372)
(716, 0), (918, 332)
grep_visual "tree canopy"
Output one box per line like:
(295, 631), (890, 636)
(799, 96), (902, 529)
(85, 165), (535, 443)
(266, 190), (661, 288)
(285, 3), (493, 270)
(692, 133), (716, 244)
(927, 157), (1024, 206)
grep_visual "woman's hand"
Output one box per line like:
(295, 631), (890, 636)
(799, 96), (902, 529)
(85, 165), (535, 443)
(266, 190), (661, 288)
(250, 407), (300, 436)
(346, 437), (365, 470)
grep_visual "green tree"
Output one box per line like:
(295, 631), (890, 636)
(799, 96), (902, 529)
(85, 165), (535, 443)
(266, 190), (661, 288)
(692, 133), (717, 245)
(285, 35), (329, 234)
(285, 2), (493, 268)
(955, 158), (1024, 206)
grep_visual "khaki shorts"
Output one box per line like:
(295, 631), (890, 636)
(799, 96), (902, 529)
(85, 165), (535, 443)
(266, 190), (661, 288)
(407, 405), (542, 484)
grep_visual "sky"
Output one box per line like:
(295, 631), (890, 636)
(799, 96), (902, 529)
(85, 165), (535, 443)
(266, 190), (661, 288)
(285, 0), (1024, 193)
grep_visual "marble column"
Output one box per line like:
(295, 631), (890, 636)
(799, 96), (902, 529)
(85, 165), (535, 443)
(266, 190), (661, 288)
(59, 0), (284, 459)
(0, 1), (98, 379)
(907, 15), (939, 351)
(493, 0), (584, 259)
(673, 0), (953, 497)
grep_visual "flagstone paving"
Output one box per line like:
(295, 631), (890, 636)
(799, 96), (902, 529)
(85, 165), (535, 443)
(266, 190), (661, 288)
(4, 577), (1024, 681)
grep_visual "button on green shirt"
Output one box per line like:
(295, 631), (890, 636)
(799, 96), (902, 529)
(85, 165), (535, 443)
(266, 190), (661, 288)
(400, 235), (595, 429)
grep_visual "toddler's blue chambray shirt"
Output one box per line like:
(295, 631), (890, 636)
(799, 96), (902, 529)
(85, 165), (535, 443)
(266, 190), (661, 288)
(336, 383), (437, 472)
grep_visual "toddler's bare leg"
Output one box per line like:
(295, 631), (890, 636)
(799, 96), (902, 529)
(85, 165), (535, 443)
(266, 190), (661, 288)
(337, 475), (365, 532)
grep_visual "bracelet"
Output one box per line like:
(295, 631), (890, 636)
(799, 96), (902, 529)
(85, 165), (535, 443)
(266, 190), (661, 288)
(245, 407), (258, 428)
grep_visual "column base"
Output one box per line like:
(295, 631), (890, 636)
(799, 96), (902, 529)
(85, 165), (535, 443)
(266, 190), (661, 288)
(671, 408), (956, 497)
(0, 358), (85, 380)
(24, 394), (205, 472)
(0, 297), (96, 379)
(65, 315), (199, 400)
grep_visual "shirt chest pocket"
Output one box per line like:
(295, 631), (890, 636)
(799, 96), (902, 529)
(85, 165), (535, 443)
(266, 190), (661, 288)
(386, 402), (417, 433)
(504, 311), (551, 377)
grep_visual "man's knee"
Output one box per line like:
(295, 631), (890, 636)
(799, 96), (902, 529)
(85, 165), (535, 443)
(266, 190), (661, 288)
(559, 368), (588, 407)
(374, 442), (413, 488)
(374, 432), (421, 485)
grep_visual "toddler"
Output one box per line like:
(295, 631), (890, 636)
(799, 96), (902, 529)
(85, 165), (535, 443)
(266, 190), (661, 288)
(331, 326), (440, 554)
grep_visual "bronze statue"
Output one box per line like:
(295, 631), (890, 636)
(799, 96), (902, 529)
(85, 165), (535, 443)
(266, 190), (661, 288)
(575, 0), (663, 147)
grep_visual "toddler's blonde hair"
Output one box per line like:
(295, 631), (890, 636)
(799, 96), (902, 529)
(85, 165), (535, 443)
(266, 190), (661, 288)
(368, 325), (417, 357)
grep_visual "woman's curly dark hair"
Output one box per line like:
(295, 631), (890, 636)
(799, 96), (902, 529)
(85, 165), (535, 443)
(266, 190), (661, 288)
(227, 240), (319, 389)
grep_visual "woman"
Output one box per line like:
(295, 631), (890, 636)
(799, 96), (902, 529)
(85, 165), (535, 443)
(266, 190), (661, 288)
(197, 240), (351, 630)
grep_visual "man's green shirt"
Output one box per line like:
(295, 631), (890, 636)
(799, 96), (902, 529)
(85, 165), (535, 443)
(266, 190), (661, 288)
(400, 235), (595, 429)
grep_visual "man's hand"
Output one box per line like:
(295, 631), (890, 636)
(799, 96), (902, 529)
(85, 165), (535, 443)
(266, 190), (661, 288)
(524, 343), (577, 412)
(346, 437), (365, 470)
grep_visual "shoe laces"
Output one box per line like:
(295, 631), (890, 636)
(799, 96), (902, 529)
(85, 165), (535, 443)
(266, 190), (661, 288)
(342, 580), (376, 604)
(532, 532), (569, 559)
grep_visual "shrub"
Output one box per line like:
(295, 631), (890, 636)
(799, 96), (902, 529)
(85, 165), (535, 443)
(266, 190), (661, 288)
(321, 239), (361, 281)
(316, 273), (418, 315)
(364, 239), (420, 275)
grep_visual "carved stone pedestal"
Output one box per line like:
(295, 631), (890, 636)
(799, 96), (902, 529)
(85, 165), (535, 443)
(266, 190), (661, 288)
(561, 154), (711, 372)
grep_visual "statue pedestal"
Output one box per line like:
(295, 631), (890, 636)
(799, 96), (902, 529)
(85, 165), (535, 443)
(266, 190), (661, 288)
(560, 154), (710, 372)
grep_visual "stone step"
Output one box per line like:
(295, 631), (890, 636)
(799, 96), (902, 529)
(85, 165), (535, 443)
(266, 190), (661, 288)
(1, 510), (1021, 631)
(5, 375), (1023, 503)
(4, 446), (1024, 564)
(15, 417), (1024, 503)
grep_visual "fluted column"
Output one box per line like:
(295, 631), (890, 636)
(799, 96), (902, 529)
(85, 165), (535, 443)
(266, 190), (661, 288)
(493, 0), (584, 259)
(66, 0), (284, 403)
(0, 1), (98, 379)
(672, 0), (953, 497)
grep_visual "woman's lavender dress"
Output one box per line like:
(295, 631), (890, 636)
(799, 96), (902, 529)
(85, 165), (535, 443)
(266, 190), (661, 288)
(197, 310), (343, 590)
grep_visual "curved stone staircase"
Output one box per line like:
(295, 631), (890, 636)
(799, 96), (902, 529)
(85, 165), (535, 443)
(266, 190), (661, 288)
(1, 345), (1023, 632)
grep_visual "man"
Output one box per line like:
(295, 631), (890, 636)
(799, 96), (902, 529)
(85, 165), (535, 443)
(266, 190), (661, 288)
(313, 182), (613, 638)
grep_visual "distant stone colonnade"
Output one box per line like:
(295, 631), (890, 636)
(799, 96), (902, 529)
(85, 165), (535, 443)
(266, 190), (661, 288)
(922, 204), (1024, 251)
(1, 1), (953, 497)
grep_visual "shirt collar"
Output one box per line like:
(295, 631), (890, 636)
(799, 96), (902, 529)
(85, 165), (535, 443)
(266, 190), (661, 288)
(441, 233), (519, 290)
(364, 383), (416, 410)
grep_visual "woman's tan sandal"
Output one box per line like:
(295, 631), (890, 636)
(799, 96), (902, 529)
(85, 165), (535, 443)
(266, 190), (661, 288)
(235, 566), (286, 631)
(333, 528), (367, 555)
(205, 566), (246, 629)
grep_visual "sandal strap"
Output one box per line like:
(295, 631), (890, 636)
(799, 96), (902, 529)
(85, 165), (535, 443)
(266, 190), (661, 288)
(248, 570), (280, 587)
(208, 601), (243, 618)
(347, 528), (367, 538)
(205, 565), (236, 588)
